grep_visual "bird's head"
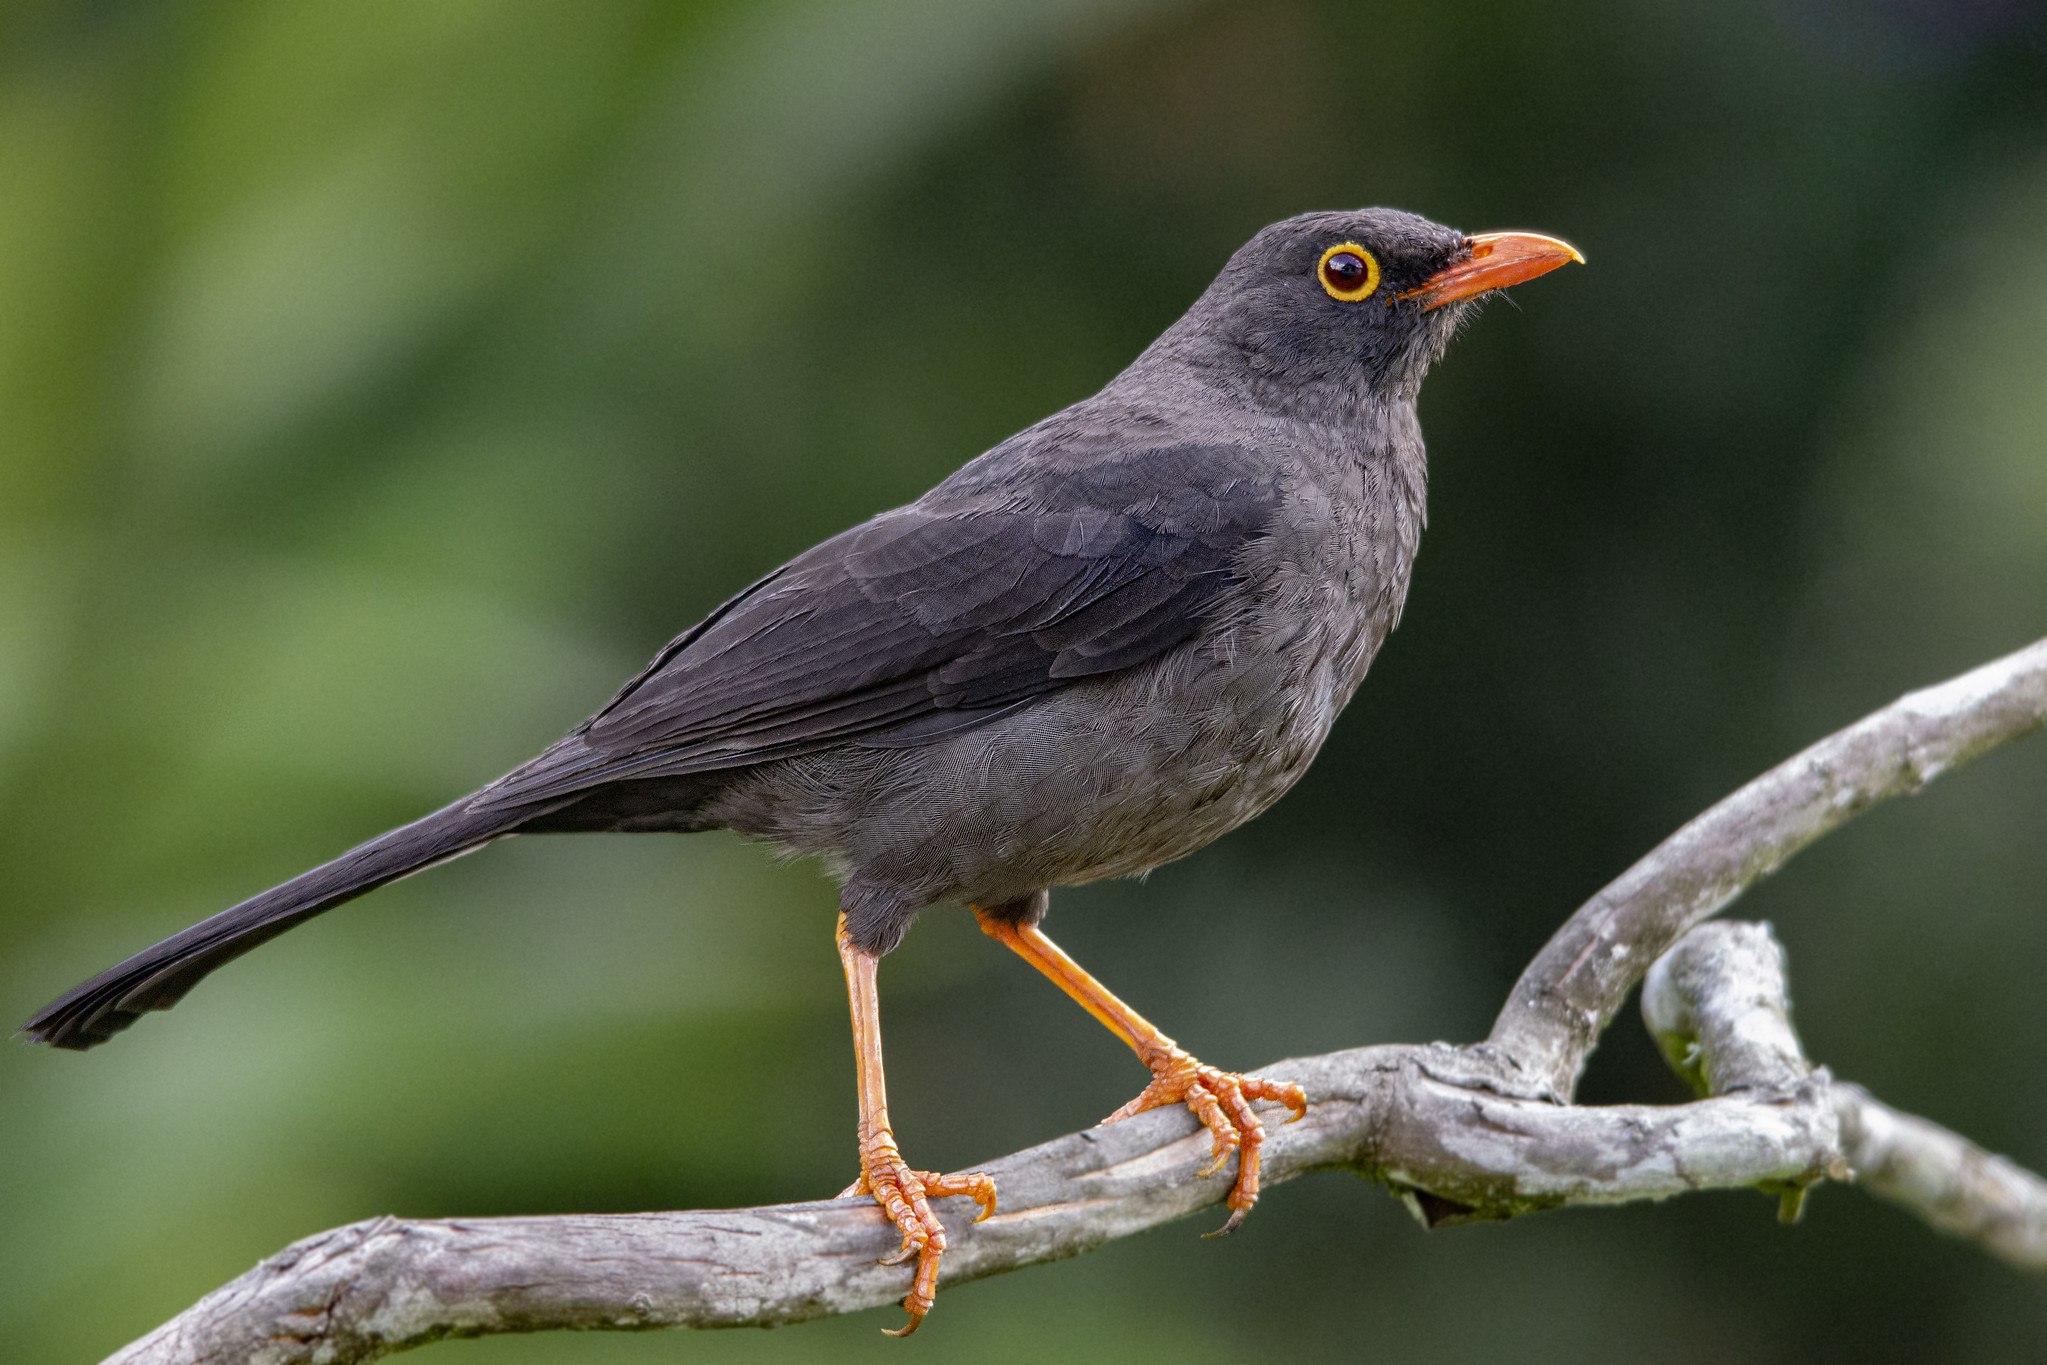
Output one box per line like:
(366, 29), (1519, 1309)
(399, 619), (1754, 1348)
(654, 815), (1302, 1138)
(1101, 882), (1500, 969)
(1160, 208), (1582, 410)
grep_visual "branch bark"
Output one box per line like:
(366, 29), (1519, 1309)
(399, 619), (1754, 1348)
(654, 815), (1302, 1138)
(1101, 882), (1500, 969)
(106, 636), (2047, 1364)
(1834, 1085), (2047, 1272)
(1643, 919), (2047, 1264)
(1490, 636), (2047, 1100)
(108, 1043), (1843, 1365)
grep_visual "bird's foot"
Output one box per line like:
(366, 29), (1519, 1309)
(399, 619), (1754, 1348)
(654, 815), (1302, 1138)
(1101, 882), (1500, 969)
(1103, 1048), (1307, 1234)
(839, 1136), (997, 1336)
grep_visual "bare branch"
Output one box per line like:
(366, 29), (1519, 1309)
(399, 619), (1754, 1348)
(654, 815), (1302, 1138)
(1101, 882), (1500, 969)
(1835, 1087), (2047, 1273)
(103, 638), (2047, 1363)
(105, 1042), (1839, 1365)
(1491, 636), (2047, 1100)
(1644, 919), (2047, 1263)
(1641, 920), (1813, 1096)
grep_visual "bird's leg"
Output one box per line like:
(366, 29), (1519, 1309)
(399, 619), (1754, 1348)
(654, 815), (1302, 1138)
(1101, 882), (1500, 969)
(975, 905), (1306, 1235)
(836, 914), (996, 1337)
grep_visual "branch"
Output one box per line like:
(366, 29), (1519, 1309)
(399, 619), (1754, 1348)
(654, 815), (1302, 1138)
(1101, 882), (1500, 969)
(108, 1042), (1840, 1364)
(1835, 1087), (2047, 1271)
(1490, 636), (2047, 1100)
(1643, 920), (2047, 1264)
(106, 637), (2047, 1363)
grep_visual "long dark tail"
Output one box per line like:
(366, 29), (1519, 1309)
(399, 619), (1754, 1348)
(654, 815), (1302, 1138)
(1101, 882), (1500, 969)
(22, 796), (534, 1051)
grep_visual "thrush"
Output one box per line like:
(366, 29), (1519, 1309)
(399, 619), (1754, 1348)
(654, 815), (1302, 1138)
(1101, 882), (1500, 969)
(24, 208), (1579, 1334)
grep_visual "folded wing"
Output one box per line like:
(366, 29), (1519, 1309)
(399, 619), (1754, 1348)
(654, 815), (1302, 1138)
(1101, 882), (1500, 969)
(483, 443), (1278, 804)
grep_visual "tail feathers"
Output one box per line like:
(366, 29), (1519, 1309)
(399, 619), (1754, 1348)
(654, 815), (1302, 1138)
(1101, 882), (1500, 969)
(22, 797), (525, 1051)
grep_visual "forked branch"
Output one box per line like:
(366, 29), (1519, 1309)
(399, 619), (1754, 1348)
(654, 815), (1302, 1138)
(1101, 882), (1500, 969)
(106, 637), (2047, 1364)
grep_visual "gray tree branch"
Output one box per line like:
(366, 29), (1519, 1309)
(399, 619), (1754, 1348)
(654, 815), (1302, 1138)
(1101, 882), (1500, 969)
(106, 636), (2047, 1364)
(1644, 919), (2047, 1265)
(1490, 636), (2047, 1101)
(1834, 1087), (2047, 1271)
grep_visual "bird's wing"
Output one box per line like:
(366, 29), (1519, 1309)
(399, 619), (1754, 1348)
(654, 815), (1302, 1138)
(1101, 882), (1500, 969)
(480, 442), (1278, 805)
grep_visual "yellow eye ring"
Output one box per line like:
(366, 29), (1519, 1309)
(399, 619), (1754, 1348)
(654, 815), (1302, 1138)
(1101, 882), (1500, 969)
(1317, 242), (1381, 302)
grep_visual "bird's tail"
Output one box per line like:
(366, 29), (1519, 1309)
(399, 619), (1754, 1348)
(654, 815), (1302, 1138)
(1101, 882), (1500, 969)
(21, 797), (530, 1051)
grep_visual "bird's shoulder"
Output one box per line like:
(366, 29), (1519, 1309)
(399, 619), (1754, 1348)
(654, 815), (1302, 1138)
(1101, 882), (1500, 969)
(928, 402), (1282, 526)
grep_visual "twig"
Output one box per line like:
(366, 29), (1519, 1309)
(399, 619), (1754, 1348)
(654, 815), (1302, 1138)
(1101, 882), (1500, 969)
(1643, 919), (2047, 1264)
(1490, 637), (2047, 1100)
(1835, 1086), (2047, 1272)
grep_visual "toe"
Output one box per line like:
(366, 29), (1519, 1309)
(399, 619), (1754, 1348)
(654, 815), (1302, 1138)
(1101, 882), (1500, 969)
(1243, 1075), (1308, 1121)
(927, 1170), (999, 1222)
(885, 1244), (942, 1338)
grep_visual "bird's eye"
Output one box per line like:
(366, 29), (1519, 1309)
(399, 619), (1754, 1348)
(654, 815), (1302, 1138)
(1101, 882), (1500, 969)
(1317, 243), (1381, 302)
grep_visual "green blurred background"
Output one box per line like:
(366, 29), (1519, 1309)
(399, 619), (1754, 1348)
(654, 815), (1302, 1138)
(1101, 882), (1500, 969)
(4, 0), (2047, 1360)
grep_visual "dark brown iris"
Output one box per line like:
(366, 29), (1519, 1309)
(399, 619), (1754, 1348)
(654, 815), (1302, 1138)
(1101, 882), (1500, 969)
(1321, 251), (1368, 290)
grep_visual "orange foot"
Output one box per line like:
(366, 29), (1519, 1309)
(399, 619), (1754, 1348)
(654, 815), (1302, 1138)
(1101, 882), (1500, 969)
(1104, 1048), (1307, 1235)
(841, 1140), (997, 1336)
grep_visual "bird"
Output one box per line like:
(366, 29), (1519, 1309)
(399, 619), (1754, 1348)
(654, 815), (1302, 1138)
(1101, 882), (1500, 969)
(22, 207), (1579, 1335)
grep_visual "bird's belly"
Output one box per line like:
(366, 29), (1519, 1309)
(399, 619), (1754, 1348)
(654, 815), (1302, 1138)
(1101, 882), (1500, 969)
(724, 641), (1353, 907)
(1042, 683), (1334, 887)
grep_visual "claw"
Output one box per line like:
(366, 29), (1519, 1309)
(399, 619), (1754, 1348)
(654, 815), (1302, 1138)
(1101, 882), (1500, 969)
(1205, 1204), (1250, 1239)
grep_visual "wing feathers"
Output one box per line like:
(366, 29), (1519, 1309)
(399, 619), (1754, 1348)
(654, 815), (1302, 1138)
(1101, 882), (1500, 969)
(482, 443), (1277, 806)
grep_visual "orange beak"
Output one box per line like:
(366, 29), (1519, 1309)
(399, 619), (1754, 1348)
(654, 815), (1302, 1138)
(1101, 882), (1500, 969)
(1399, 231), (1584, 311)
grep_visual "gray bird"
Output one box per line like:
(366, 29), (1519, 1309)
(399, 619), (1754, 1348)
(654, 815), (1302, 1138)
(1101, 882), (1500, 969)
(24, 207), (1579, 1334)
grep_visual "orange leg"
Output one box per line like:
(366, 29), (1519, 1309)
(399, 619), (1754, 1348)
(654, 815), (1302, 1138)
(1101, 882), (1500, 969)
(837, 914), (996, 1337)
(975, 907), (1307, 1234)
